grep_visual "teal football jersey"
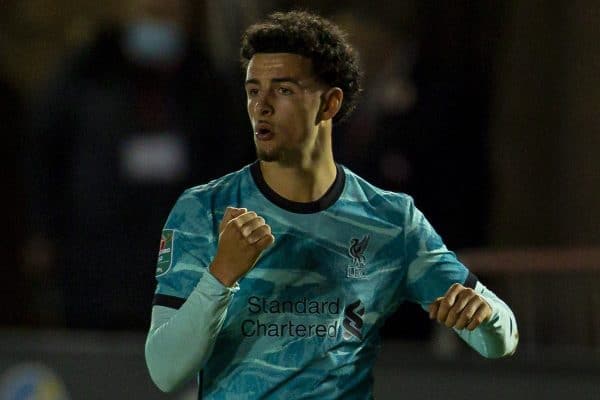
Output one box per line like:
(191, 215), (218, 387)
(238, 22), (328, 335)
(153, 162), (475, 399)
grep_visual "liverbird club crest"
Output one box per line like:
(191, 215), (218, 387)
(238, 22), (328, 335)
(347, 235), (370, 279)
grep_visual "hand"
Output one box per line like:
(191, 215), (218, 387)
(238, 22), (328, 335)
(428, 283), (492, 331)
(210, 207), (275, 286)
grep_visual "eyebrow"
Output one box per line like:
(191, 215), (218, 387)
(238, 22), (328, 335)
(244, 77), (302, 86)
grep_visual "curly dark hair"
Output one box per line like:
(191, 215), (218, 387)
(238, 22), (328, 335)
(240, 10), (362, 124)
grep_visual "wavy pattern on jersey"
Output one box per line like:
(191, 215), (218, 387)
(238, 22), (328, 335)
(154, 163), (470, 399)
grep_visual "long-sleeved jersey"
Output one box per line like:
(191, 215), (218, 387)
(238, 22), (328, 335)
(145, 161), (518, 399)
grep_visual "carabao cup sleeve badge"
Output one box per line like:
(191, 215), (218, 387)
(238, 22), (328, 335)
(156, 229), (174, 276)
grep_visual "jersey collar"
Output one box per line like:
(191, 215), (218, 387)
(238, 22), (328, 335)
(250, 161), (346, 214)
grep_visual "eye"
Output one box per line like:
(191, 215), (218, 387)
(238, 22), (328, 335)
(246, 88), (259, 97)
(277, 87), (293, 95)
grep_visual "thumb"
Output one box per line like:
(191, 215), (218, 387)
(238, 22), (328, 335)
(219, 206), (247, 233)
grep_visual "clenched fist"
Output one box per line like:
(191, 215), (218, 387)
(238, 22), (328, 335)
(428, 283), (492, 331)
(210, 207), (275, 287)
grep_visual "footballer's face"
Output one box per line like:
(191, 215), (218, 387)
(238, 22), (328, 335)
(245, 53), (327, 164)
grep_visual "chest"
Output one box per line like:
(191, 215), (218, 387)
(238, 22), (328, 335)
(224, 210), (407, 330)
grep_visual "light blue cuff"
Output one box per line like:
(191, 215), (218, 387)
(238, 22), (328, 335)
(201, 269), (240, 294)
(454, 281), (519, 358)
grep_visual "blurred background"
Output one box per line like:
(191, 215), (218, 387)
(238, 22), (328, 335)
(2, 0), (599, 399)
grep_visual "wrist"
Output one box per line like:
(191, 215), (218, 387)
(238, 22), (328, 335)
(209, 261), (238, 287)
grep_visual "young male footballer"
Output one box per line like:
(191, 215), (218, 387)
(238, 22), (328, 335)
(145, 10), (518, 399)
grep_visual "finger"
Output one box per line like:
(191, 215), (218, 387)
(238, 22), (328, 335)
(466, 303), (491, 331)
(443, 289), (474, 328)
(220, 207), (247, 232)
(436, 283), (463, 322)
(455, 296), (481, 330)
(231, 211), (258, 229)
(428, 298), (442, 319)
(254, 225), (275, 252)
(247, 224), (272, 245)
(224, 207), (247, 222)
(442, 283), (465, 301)
(254, 232), (275, 251)
(240, 216), (266, 238)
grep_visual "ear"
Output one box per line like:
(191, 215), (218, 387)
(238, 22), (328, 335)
(318, 87), (344, 122)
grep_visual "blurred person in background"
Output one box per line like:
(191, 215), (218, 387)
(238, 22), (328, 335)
(24, 0), (252, 330)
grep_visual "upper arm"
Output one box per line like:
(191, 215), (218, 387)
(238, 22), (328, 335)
(153, 192), (218, 306)
(402, 197), (476, 307)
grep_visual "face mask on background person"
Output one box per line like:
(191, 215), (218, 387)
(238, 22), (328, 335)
(123, 20), (185, 66)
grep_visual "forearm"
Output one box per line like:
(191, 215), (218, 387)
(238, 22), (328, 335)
(455, 282), (519, 358)
(145, 272), (238, 392)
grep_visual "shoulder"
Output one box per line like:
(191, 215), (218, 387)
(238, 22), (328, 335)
(340, 165), (415, 213)
(182, 165), (250, 201)
(166, 165), (251, 229)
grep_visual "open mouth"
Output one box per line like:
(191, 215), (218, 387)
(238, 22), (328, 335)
(255, 125), (274, 140)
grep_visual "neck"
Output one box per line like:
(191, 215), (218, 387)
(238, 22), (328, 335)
(259, 145), (336, 203)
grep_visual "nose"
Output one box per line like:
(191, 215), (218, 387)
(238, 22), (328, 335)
(254, 93), (273, 116)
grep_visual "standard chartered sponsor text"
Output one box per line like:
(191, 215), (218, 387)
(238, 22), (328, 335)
(243, 296), (341, 338)
(242, 319), (339, 337)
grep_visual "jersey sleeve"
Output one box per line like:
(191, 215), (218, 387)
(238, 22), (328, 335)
(402, 196), (477, 307)
(146, 190), (240, 392)
(401, 196), (518, 358)
(153, 190), (219, 308)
